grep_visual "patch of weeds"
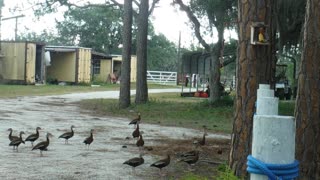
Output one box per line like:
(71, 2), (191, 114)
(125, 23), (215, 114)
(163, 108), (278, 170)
(178, 173), (210, 180)
(215, 164), (240, 180)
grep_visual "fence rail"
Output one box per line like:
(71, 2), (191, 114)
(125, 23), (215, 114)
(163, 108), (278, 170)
(147, 71), (177, 85)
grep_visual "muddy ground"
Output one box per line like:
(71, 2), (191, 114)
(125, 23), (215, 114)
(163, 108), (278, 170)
(0, 89), (230, 180)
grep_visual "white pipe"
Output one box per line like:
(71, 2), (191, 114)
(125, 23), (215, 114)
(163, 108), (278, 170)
(250, 84), (295, 180)
(251, 115), (295, 180)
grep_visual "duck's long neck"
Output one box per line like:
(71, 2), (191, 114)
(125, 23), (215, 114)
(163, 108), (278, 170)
(46, 135), (50, 144)
(8, 130), (12, 138)
(71, 127), (74, 135)
(19, 133), (23, 140)
(90, 132), (93, 138)
(201, 133), (206, 144)
(36, 129), (39, 136)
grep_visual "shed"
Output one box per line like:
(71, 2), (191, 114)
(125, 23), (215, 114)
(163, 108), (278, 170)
(0, 41), (46, 84)
(91, 52), (137, 83)
(112, 55), (137, 82)
(45, 46), (91, 84)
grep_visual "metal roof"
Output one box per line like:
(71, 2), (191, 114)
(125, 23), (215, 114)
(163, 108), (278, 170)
(45, 45), (91, 52)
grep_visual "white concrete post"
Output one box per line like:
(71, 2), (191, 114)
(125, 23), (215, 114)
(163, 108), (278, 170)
(250, 84), (296, 180)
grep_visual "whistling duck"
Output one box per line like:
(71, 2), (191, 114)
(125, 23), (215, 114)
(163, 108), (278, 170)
(32, 133), (53, 157)
(129, 113), (141, 128)
(150, 154), (171, 176)
(136, 134), (144, 151)
(180, 150), (198, 158)
(59, 125), (75, 144)
(132, 123), (140, 140)
(193, 127), (208, 146)
(123, 154), (144, 174)
(7, 128), (19, 142)
(9, 131), (25, 151)
(83, 129), (94, 149)
(179, 150), (199, 171)
(25, 127), (41, 147)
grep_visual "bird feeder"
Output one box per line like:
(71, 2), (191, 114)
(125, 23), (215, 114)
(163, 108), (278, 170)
(250, 22), (270, 45)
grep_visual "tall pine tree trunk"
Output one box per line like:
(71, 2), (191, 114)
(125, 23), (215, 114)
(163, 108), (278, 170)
(135, 0), (149, 104)
(119, 0), (133, 108)
(229, 0), (276, 176)
(209, 26), (224, 103)
(295, 0), (320, 178)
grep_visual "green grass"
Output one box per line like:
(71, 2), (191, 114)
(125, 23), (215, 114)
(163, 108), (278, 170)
(0, 83), (178, 98)
(79, 93), (235, 133)
(279, 100), (295, 116)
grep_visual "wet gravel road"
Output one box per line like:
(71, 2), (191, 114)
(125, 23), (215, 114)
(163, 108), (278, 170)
(0, 89), (230, 180)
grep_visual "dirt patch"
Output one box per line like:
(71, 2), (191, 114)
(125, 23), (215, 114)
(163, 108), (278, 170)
(137, 138), (230, 179)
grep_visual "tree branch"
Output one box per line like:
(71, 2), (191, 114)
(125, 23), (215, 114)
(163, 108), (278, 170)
(133, 0), (140, 7)
(173, 0), (211, 52)
(149, 0), (160, 15)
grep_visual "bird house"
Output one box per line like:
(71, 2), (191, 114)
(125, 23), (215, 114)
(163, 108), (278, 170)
(250, 22), (269, 45)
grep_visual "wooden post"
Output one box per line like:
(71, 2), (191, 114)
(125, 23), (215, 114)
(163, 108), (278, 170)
(250, 84), (295, 180)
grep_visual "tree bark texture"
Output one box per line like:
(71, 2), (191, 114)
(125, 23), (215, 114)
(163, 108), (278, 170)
(209, 26), (224, 103)
(135, 0), (149, 104)
(229, 0), (276, 176)
(295, 0), (320, 178)
(119, 0), (133, 109)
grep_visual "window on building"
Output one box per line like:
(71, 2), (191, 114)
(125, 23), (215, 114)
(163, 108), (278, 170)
(93, 60), (101, 75)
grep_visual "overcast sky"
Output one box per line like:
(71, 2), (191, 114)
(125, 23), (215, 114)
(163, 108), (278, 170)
(1, 0), (236, 48)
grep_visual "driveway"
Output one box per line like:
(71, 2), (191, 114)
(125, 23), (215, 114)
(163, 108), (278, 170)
(0, 89), (230, 180)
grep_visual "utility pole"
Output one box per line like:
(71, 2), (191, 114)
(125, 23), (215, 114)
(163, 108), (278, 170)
(0, 0), (4, 53)
(2, 14), (25, 40)
(176, 31), (181, 85)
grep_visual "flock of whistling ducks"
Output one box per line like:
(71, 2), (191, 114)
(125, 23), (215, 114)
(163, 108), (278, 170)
(7, 126), (94, 156)
(122, 113), (209, 176)
(7, 113), (210, 177)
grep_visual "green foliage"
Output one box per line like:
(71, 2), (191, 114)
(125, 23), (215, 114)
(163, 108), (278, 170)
(216, 164), (240, 180)
(279, 100), (295, 116)
(56, 6), (123, 53)
(179, 173), (210, 180)
(190, 0), (237, 29)
(18, 30), (60, 44)
(147, 33), (178, 71)
(276, 0), (306, 51)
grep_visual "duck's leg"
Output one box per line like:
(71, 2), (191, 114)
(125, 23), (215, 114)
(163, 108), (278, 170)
(132, 167), (136, 175)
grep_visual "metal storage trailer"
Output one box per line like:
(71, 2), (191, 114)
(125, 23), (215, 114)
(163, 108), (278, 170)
(0, 41), (46, 84)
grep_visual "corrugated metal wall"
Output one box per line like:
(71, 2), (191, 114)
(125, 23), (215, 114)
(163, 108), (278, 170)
(25, 43), (36, 84)
(77, 48), (91, 83)
(0, 42), (27, 81)
(0, 42), (41, 84)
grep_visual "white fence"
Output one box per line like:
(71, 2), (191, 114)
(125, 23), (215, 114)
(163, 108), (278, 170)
(146, 71), (177, 85)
